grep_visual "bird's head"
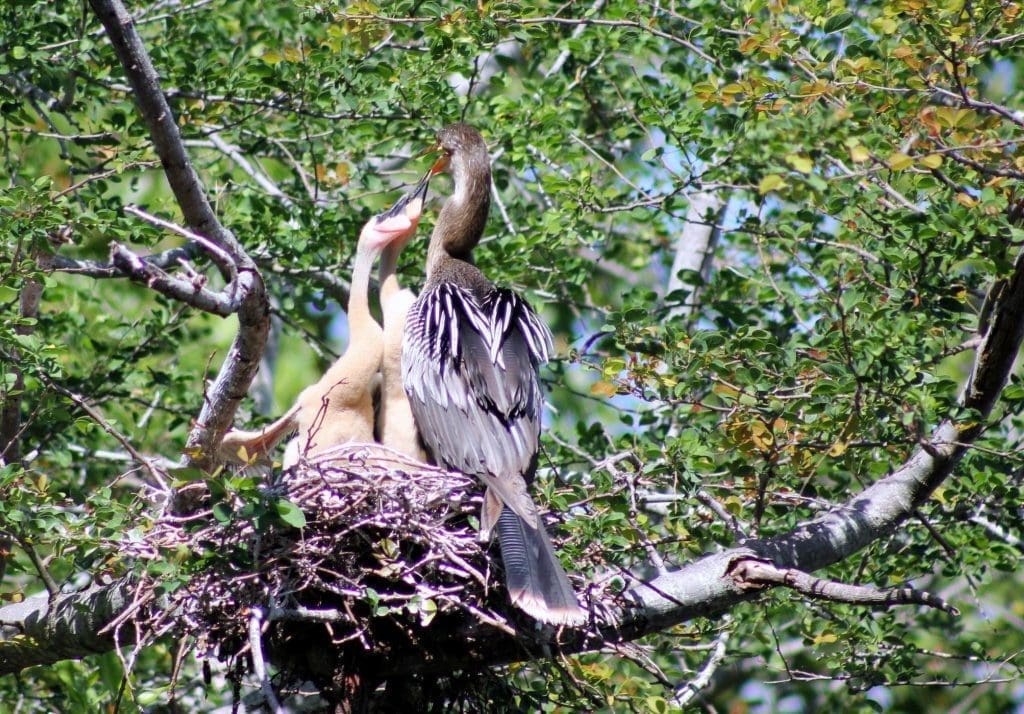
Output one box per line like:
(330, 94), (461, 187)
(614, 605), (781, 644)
(419, 123), (491, 263)
(358, 173), (431, 255)
(423, 123), (490, 193)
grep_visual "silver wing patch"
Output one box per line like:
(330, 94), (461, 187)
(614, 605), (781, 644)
(401, 283), (550, 479)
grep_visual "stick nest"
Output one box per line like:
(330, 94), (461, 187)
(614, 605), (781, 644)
(136, 444), (520, 700)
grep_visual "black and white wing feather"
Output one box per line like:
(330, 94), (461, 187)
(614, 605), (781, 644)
(402, 283), (552, 517)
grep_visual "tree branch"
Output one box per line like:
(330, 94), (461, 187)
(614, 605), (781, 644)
(727, 558), (959, 615)
(48, 244), (199, 278)
(673, 616), (732, 707)
(665, 191), (724, 324)
(4, 184), (1023, 685)
(88, 0), (269, 469)
(108, 243), (241, 316)
(0, 584), (135, 673)
(249, 608), (285, 714)
(41, 378), (170, 494)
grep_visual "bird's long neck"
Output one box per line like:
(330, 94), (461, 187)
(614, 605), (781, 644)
(425, 163), (491, 287)
(379, 241), (401, 305)
(348, 243), (381, 336)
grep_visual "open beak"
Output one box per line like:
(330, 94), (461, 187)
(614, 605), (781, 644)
(415, 139), (450, 176)
(374, 137), (444, 224)
(378, 171), (430, 222)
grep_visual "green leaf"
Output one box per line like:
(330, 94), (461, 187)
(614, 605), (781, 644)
(758, 174), (787, 193)
(823, 12), (855, 33)
(274, 499), (307, 528)
(212, 502), (233, 524)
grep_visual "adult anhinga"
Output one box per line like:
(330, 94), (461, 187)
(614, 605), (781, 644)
(402, 123), (585, 626)
(219, 182), (428, 465)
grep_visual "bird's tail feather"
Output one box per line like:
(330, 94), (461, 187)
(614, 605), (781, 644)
(496, 507), (586, 626)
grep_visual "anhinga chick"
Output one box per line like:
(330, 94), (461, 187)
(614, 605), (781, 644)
(377, 212), (429, 462)
(219, 182), (428, 465)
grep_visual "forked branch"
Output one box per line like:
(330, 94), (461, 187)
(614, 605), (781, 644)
(87, 0), (269, 467)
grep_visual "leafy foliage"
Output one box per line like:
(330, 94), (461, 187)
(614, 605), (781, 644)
(2, 0), (1024, 711)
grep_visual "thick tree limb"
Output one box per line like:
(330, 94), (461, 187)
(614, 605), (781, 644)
(87, 0), (269, 467)
(0, 585), (135, 673)
(666, 191), (724, 324)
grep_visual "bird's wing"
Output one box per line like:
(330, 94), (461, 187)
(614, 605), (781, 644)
(402, 283), (549, 521)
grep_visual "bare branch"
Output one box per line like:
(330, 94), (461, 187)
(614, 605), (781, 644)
(190, 135), (297, 209)
(48, 244), (198, 278)
(942, 147), (1024, 180)
(11, 535), (60, 598)
(269, 606), (347, 623)
(123, 205), (237, 281)
(728, 559), (959, 615)
(512, 15), (718, 64)
(969, 513), (1023, 552)
(673, 617), (732, 707)
(694, 490), (749, 540)
(88, 0), (270, 468)
(102, 81), (414, 122)
(930, 82), (1024, 132)
(109, 243), (238, 316)
(827, 156), (925, 214)
(42, 378), (170, 494)
(542, 0), (607, 78)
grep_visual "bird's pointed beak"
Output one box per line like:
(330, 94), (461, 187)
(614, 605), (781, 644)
(410, 167), (431, 203)
(365, 170), (433, 249)
(416, 139), (450, 176)
(414, 140), (440, 159)
(378, 171), (430, 223)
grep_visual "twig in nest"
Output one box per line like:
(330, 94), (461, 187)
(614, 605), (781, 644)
(249, 607), (285, 713)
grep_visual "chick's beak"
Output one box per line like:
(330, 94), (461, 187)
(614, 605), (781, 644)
(410, 167), (432, 202)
